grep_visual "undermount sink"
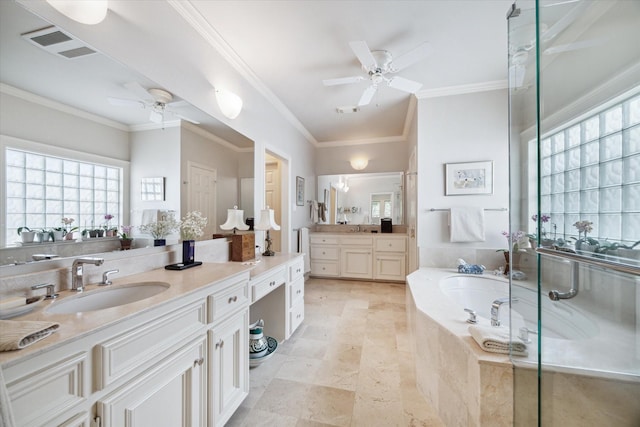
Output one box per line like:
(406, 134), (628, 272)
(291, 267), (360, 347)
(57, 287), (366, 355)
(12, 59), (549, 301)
(46, 282), (170, 314)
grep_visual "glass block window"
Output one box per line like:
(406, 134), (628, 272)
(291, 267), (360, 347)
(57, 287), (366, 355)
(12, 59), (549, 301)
(5, 148), (122, 246)
(540, 94), (640, 245)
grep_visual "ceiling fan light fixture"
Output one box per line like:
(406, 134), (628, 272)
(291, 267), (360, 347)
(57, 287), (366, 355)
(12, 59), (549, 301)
(46, 0), (108, 25)
(350, 158), (368, 171)
(215, 88), (243, 119)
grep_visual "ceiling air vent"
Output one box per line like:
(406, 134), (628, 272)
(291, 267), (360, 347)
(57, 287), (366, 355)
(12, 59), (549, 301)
(21, 26), (97, 59)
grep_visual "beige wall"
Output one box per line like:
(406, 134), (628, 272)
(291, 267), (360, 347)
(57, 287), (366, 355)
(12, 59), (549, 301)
(315, 140), (408, 176)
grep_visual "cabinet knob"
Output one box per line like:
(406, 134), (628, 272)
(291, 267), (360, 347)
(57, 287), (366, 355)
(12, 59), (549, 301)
(193, 357), (204, 367)
(322, 251), (326, 255)
(228, 296), (238, 304)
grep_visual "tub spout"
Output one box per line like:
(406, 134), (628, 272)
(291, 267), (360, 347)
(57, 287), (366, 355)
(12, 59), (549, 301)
(490, 297), (518, 327)
(549, 260), (579, 301)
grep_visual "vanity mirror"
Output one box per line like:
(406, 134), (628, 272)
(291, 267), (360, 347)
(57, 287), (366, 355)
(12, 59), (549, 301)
(317, 172), (404, 225)
(0, 1), (254, 266)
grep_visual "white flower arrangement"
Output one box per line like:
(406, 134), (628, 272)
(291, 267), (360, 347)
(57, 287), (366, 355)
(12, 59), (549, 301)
(139, 213), (180, 239)
(181, 211), (208, 241)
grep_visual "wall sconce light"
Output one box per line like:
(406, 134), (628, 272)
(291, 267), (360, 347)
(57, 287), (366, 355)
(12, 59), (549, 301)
(350, 158), (368, 171)
(254, 206), (280, 256)
(46, 0), (109, 25)
(220, 206), (249, 234)
(215, 88), (243, 119)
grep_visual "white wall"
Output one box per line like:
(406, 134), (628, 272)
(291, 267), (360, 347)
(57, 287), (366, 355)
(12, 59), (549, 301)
(416, 89), (509, 269)
(129, 126), (181, 238)
(315, 140), (408, 175)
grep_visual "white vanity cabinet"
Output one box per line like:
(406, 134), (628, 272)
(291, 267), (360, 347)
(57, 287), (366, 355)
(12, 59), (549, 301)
(2, 270), (250, 427)
(310, 233), (407, 282)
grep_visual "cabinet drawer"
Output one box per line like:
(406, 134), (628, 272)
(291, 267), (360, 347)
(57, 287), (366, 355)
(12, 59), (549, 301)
(375, 237), (407, 252)
(289, 256), (304, 282)
(289, 301), (304, 335)
(95, 300), (206, 390)
(340, 235), (373, 246)
(310, 234), (339, 245)
(289, 277), (304, 308)
(7, 352), (88, 427)
(310, 246), (339, 260)
(209, 279), (249, 323)
(252, 266), (287, 302)
(311, 261), (339, 276)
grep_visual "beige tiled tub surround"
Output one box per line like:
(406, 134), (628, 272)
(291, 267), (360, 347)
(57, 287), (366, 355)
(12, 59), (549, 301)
(407, 268), (640, 427)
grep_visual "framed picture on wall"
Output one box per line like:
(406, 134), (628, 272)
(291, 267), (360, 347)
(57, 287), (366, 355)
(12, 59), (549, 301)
(296, 176), (305, 206)
(445, 161), (493, 195)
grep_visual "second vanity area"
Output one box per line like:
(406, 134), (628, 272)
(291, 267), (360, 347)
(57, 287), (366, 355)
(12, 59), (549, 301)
(0, 240), (304, 427)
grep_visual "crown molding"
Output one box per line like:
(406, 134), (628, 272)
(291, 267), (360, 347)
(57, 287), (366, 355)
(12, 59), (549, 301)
(316, 134), (406, 148)
(0, 82), (129, 131)
(168, 0), (318, 146)
(416, 80), (508, 99)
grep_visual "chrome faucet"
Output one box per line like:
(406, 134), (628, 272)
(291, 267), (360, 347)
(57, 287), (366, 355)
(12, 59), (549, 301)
(491, 297), (518, 327)
(549, 260), (579, 301)
(71, 257), (104, 292)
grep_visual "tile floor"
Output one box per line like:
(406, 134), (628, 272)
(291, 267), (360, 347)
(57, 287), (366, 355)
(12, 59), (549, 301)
(226, 277), (446, 427)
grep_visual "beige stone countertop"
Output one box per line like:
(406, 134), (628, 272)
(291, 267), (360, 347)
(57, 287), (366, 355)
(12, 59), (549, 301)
(0, 253), (303, 366)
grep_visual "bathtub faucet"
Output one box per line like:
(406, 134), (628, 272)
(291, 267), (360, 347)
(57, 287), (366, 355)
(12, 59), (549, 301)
(549, 260), (579, 301)
(490, 297), (518, 327)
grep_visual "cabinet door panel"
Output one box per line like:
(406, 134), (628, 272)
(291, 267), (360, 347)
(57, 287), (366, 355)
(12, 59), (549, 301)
(98, 335), (206, 427)
(375, 254), (406, 281)
(209, 310), (249, 427)
(341, 248), (373, 279)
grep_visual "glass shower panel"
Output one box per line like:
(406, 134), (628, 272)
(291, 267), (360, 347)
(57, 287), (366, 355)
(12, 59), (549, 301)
(536, 0), (640, 425)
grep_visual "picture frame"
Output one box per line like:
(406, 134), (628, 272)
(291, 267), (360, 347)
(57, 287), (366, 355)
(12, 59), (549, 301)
(445, 161), (493, 196)
(141, 177), (166, 201)
(296, 176), (305, 206)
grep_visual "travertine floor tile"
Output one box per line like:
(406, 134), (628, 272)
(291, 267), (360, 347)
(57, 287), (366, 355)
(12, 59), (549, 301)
(234, 278), (444, 426)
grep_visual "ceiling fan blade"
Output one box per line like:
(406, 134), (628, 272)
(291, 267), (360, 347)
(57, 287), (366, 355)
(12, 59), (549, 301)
(167, 100), (188, 108)
(349, 40), (377, 71)
(540, 0), (588, 42)
(322, 76), (364, 86)
(358, 85), (377, 106)
(107, 97), (145, 108)
(124, 81), (153, 101)
(543, 38), (605, 55)
(389, 41), (431, 72)
(387, 76), (423, 93)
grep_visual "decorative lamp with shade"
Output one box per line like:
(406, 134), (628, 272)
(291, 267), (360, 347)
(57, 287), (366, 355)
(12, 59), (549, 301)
(220, 206), (250, 234)
(220, 206), (254, 262)
(255, 207), (280, 256)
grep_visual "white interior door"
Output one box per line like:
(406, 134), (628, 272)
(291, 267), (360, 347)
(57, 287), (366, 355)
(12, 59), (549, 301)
(265, 160), (281, 252)
(188, 162), (217, 240)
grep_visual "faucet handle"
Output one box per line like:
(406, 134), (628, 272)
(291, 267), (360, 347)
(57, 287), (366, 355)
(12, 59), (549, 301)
(31, 283), (58, 299)
(101, 269), (119, 286)
(464, 308), (477, 324)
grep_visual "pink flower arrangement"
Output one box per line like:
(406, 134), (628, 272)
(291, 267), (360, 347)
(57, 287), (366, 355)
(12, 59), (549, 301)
(119, 225), (133, 239)
(531, 214), (550, 223)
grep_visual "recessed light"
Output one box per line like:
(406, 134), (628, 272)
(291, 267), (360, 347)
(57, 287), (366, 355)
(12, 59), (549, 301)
(336, 106), (359, 114)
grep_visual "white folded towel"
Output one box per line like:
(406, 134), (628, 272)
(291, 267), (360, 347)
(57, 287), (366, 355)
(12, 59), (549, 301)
(0, 320), (60, 352)
(450, 206), (485, 242)
(468, 324), (528, 357)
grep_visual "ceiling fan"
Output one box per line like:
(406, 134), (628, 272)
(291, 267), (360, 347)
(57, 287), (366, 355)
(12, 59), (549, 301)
(108, 82), (200, 125)
(322, 40), (431, 106)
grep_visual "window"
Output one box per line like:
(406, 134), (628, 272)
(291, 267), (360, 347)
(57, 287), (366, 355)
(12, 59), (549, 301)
(5, 148), (122, 246)
(539, 93), (640, 245)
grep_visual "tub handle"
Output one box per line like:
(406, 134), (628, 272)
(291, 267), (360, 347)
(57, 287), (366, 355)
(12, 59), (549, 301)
(464, 308), (477, 324)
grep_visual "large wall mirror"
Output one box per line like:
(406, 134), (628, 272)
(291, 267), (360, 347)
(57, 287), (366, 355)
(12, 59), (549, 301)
(317, 172), (404, 225)
(0, 1), (254, 266)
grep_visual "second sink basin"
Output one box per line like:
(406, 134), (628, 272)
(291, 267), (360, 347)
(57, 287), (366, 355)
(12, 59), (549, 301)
(46, 282), (170, 314)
